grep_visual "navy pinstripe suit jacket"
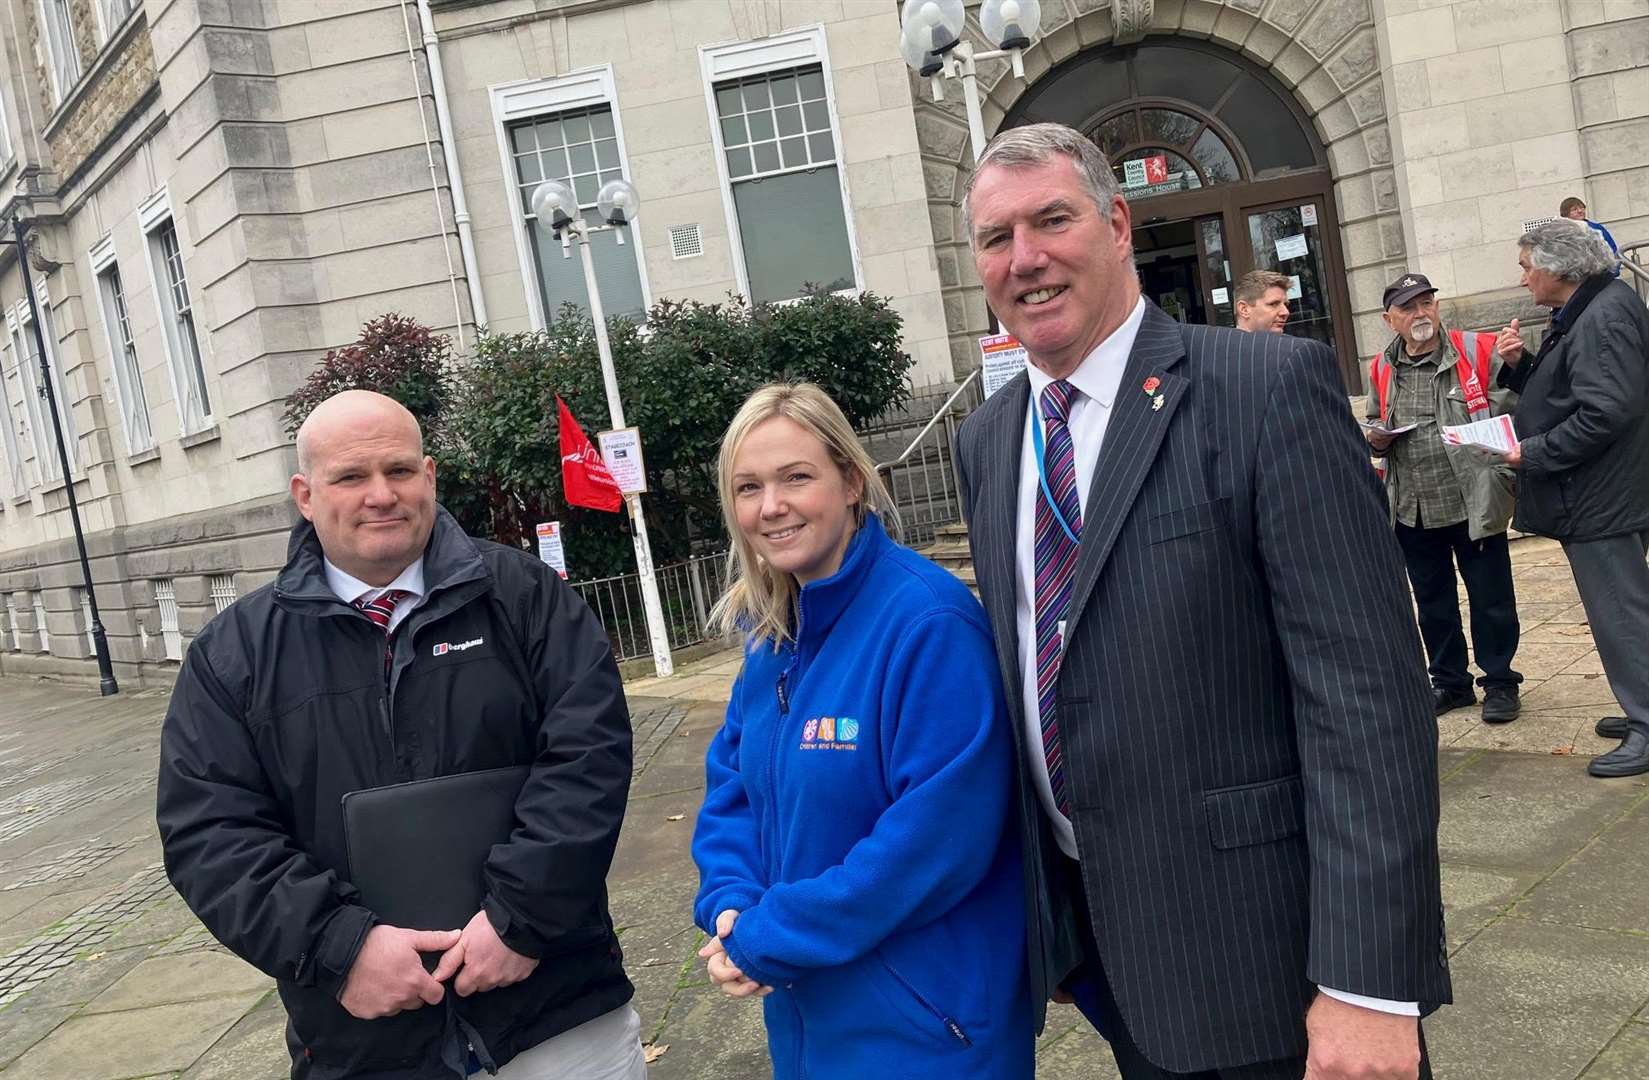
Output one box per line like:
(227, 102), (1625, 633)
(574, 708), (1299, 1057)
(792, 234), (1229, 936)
(956, 303), (1452, 1072)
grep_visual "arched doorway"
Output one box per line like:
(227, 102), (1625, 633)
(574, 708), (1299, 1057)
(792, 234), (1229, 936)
(1004, 39), (1359, 380)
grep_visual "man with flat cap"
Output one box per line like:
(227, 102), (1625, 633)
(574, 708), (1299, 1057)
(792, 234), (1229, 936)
(1366, 272), (1523, 723)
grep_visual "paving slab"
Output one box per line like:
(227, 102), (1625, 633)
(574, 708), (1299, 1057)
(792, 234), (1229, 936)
(1506, 642), (1595, 679)
(646, 978), (770, 1080)
(4, 944), (151, 1012)
(180, 990), (288, 1080)
(6, 990), (267, 1079)
(1521, 626), (1605, 649)
(83, 949), (273, 1014)
(1439, 864), (1542, 952)
(1425, 918), (1649, 1080)
(1522, 674), (1623, 712)
(94, 894), (205, 954)
(0, 1003), (77, 1069)
(1580, 1021), (1649, 1079)
(1034, 1009), (1123, 1078)
(1452, 712), (1592, 754)
(1436, 752), (1642, 873)
(1516, 795), (1649, 934)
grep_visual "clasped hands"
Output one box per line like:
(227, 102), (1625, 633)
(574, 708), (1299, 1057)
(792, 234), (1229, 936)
(698, 909), (772, 999)
(337, 909), (539, 1020)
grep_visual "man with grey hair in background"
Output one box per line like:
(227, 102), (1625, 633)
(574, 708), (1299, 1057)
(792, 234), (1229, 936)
(955, 121), (1449, 1080)
(1495, 220), (1649, 777)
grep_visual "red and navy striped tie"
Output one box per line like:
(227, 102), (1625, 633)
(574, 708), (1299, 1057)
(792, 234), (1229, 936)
(1034, 381), (1082, 818)
(354, 589), (409, 677)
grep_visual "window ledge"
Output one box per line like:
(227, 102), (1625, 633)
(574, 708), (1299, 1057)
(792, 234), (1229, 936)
(180, 425), (220, 450)
(127, 446), (161, 466)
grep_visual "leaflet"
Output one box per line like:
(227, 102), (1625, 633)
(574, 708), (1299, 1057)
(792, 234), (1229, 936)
(1359, 419), (1419, 437)
(1441, 414), (1517, 452)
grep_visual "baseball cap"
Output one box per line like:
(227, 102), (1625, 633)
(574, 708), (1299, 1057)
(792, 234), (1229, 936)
(1382, 272), (1437, 310)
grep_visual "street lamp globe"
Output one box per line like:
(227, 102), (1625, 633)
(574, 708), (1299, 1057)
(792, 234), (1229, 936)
(980, 0), (1040, 50)
(898, 0), (965, 74)
(529, 180), (579, 232)
(596, 178), (640, 227)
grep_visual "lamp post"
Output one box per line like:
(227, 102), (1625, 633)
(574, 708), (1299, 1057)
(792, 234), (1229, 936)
(529, 179), (673, 678)
(10, 216), (118, 695)
(898, 0), (1043, 161)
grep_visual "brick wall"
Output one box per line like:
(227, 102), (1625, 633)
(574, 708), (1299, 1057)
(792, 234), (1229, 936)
(47, 26), (158, 181)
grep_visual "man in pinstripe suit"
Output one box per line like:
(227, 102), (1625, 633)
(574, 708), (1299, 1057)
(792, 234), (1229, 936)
(955, 124), (1450, 1079)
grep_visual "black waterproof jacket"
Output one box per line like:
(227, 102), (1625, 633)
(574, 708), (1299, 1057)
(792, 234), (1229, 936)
(157, 508), (634, 1079)
(1500, 276), (1649, 541)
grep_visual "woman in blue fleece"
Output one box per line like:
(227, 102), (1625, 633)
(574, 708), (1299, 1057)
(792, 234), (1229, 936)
(691, 383), (1032, 1079)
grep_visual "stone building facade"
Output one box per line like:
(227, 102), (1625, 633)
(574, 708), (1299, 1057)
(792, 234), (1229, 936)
(0, 0), (1645, 686)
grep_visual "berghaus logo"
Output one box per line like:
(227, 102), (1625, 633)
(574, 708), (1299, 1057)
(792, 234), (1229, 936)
(433, 638), (484, 656)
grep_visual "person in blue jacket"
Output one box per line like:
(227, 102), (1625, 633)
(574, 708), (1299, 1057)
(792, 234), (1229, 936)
(691, 382), (1033, 1079)
(1561, 196), (1620, 276)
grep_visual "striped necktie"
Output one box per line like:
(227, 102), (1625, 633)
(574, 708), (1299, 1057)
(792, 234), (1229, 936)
(354, 589), (409, 676)
(1034, 380), (1082, 818)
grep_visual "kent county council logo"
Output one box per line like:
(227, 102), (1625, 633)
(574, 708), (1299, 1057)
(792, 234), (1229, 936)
(799, 716), (860, 750)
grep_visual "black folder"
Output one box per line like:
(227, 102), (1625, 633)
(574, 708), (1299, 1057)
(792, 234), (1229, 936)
(342, 766), (531, 931)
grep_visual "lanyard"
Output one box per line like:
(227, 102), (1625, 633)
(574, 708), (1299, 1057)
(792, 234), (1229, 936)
(1030, 400), (1082, 546)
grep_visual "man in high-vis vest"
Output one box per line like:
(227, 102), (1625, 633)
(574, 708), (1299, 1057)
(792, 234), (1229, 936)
(1365, 272), (1524, 723)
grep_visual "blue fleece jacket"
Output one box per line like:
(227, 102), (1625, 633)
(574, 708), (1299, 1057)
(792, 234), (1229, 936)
(692, 514), (1032, 1079)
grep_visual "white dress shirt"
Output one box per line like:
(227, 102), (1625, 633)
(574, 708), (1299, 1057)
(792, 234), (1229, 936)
(1014, 297), (1146, 860)
(324, 558), (427, 635)
(1010, 298), (1416, 1017)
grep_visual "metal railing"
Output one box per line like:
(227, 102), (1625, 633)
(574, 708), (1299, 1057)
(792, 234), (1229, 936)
(1620, 239), (1648, 307)
(874, 369), (983, 548)
(571, 549), (733, 663)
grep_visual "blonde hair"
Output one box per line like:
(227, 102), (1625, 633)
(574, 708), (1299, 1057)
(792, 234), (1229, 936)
(709, 383), (899, 647)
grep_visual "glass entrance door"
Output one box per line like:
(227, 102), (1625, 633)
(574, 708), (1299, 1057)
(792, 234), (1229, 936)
(1197, 215), (1234, 328)
(1243, 197), (1337, 348)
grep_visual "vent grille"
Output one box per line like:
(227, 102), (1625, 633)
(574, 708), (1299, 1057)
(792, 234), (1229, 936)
(669, 224), (703, 260)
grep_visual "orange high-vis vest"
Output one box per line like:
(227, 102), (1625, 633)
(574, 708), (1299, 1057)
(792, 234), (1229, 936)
(1369, 329), (1494, 423)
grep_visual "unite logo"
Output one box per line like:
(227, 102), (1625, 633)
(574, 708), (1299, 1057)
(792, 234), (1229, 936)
(432, 637), (484, 657)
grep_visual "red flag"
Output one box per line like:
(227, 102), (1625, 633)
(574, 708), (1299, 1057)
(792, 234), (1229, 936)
(557, 395), (623, 512)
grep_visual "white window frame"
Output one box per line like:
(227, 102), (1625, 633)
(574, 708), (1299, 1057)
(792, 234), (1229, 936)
(91, 0), (138, 45)
(90, 235), (154, 453)
(32, 590), (50, 653)
(0, 344), (27, 496)
(699, 27), (864, 305)
(141, 190), (213, 435)
(488, 66), (654, 331)
(0, 85), (13, 162)
(7, 289), (77, 483)
(153, 577), (181, 660)
(209, 573), (236, 614)
(38, 0), (83, 105)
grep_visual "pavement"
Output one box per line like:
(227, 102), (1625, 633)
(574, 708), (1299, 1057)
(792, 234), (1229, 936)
(0, 533), (1646, 1078)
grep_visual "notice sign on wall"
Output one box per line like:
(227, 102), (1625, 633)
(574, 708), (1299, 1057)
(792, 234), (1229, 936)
(536, 521), (567, 579)
(597, 428), (647, 494)
(979, 333), (1028, 399)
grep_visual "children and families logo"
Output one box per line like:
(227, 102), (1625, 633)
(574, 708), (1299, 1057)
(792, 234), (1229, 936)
(799, 716), (860, 750)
